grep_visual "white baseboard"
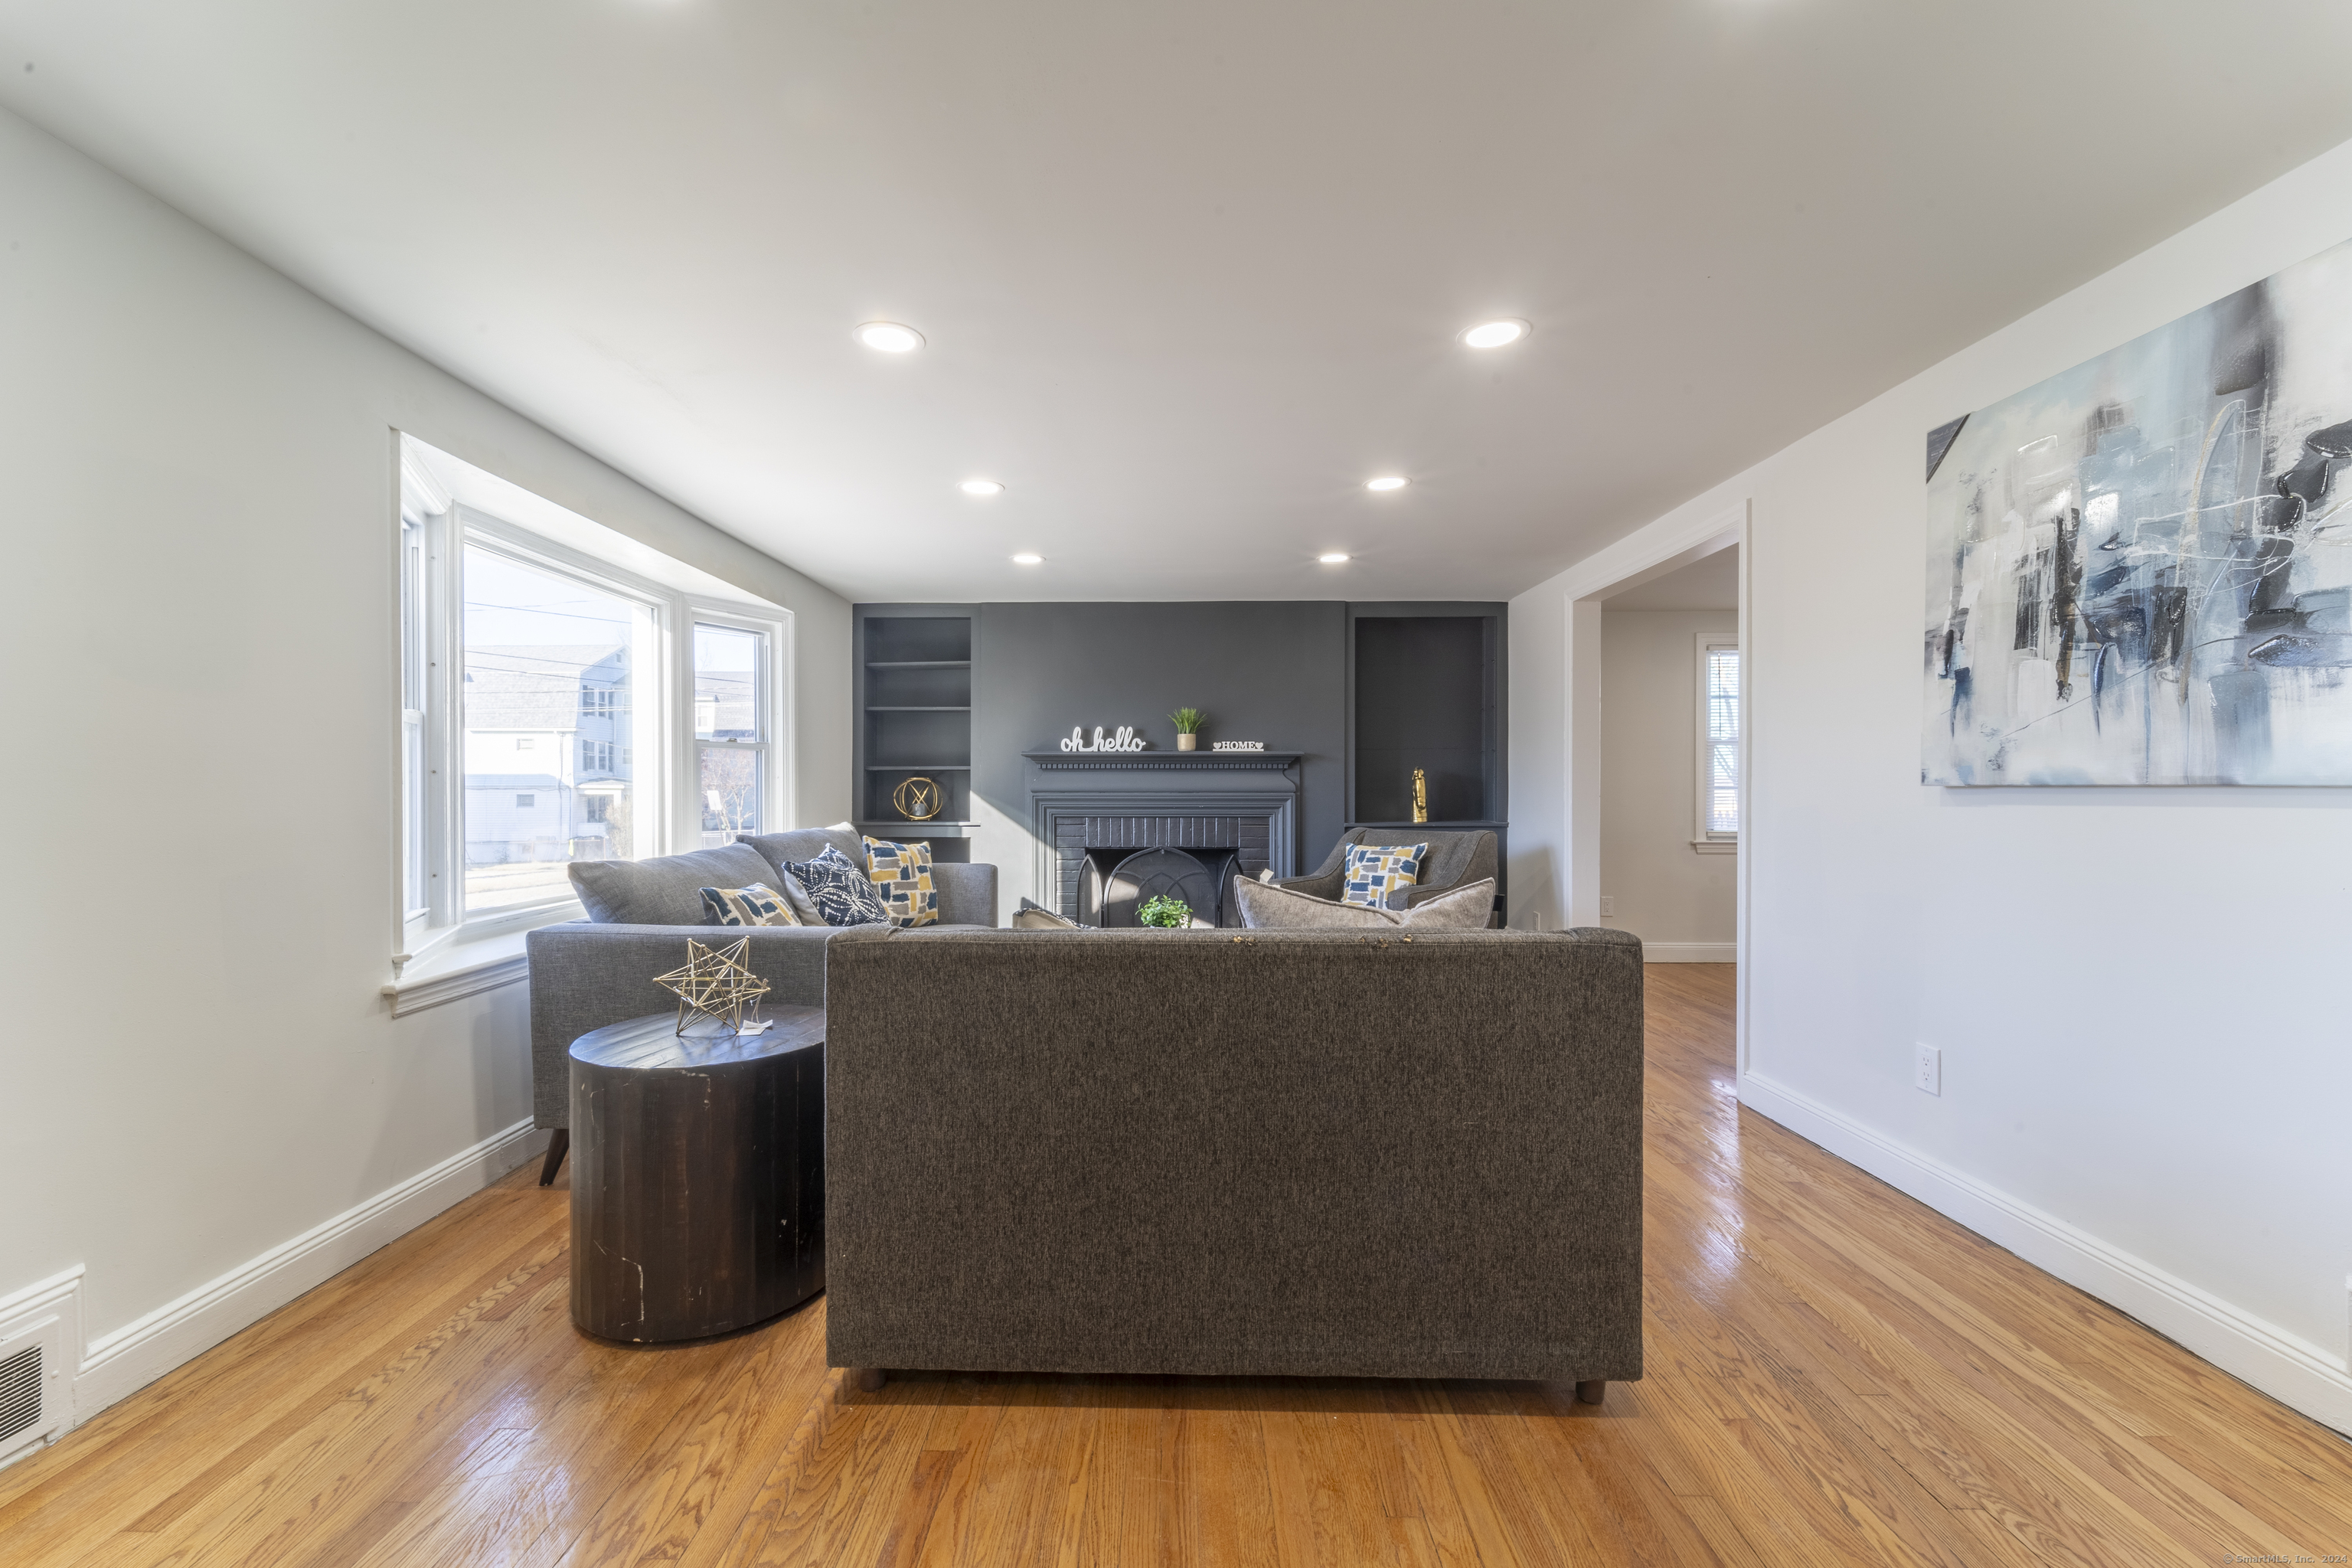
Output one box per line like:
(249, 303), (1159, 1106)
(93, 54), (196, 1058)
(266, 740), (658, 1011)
(70, 1118), (547, 1422)
(1739, 1071), (2352, 1437)
(1641, 942), (1736, 963)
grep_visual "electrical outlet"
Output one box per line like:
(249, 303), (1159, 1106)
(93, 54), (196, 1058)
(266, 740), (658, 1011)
(1914, 1044), (1942, 1096)
(1599, 896), (1615, 920)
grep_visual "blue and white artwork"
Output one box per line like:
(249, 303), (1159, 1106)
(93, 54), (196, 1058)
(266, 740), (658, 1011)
(1923, 238), (2352, 785)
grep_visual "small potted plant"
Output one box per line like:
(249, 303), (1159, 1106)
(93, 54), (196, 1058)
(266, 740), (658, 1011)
(1137, 894), (1192, 929)
(1168, 707), (1206, 752)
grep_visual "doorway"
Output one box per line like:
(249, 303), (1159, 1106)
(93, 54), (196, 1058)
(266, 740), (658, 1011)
(1596, 547), (1740, 962)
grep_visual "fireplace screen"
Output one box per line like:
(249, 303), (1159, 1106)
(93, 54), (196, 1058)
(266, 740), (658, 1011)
(1093, 847), (1227, 928)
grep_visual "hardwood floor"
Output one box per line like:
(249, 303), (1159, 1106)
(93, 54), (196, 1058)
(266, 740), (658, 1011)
(5, 964), (2347, 1565)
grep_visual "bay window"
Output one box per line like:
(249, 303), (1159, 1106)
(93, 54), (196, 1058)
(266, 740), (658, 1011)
(396, 436), (791, 974)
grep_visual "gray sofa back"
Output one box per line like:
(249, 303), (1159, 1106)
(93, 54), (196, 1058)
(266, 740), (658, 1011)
(567, 842), (779, 926)
(824, 926), (1645, 1383)
(566, 833), (999, 930)
(741, 825), (863, 873)
(526, 858), (1000, 1129)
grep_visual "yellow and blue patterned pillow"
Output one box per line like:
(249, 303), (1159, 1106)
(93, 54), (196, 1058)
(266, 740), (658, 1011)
(700, 883), (802, 926)
(1341, 841), (1426, 910)
(862, 835), (939, 928)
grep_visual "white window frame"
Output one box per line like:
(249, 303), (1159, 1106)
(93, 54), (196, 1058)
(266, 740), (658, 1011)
(1694, 632), (1740, 854)
(394, 462), (792, 975)
(686, 608), (787, 851)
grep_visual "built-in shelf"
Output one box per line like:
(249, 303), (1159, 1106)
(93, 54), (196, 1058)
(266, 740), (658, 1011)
(1349, 606), (1504, 826)
(858, 609), (977, 840)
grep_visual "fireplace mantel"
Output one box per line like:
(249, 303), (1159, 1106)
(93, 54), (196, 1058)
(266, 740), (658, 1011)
(1021, 750), (1302, 772)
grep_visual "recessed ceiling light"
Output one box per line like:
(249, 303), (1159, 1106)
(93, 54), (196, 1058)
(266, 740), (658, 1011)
(1011, 552), (1044, 565)
(855, 322), (923, 353)
(1461, 318), (1530, 349)
(1365, 475), (1408, 492)
(959, 479), (1004, 497)
(1318, 552), (1351, 564)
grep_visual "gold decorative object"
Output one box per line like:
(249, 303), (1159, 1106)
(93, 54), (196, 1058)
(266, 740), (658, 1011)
(652, 937), (772, 1035)
(892, 775), (942, 821)
(1412, 768), (1429, 825)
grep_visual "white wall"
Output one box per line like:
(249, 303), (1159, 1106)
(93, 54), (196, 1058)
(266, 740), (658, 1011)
(0, 104), (850, 1432)
(1600, 609), (1737, 954)
(1512, 138), (2352, 1432)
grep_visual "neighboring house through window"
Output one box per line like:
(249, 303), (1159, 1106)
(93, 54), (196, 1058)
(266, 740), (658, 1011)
(397, 435), (793, 972)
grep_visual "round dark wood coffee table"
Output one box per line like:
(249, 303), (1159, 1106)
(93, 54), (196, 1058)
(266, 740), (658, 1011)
(568, 1008), (825, 1342)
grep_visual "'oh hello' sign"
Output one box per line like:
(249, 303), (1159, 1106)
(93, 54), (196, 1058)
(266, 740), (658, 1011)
(1059, 725), (1148, 753)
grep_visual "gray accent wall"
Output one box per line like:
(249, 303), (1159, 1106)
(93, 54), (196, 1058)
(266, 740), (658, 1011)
(969, 602), (1347, 907)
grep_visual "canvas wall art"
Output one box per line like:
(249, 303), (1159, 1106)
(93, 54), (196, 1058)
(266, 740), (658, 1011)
(1922, 237), (2352, 785)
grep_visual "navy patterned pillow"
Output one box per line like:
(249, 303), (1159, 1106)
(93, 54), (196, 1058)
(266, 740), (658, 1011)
(783, 844), (893, 927)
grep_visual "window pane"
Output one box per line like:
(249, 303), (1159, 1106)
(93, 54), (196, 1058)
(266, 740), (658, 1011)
(463, 547), (644, 913)
(695, 623), (763, 742)
(1705, 647), (1740, 836)
(700, 744), (762, 846)
(400, 518), (428, 920)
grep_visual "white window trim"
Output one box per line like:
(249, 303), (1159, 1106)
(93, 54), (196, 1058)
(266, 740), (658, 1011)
(390, 466), (792, 986)
(1693, 631), (1740, 854)
(687, 605), (790, 853)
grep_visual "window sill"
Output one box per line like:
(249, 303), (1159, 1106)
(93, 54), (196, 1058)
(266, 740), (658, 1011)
(383, 927), (538, 1018)
(1690, 838), (1739, 855)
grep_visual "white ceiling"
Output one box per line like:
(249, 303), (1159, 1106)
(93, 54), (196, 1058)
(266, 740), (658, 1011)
(1606, 547), (1739, 612)
(7, 2), (2352, 604)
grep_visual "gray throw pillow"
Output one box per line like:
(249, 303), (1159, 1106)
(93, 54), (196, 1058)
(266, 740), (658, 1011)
(1232, 875), (1496, 930)
(1011, 897), (1083, 930)
(567, 842), (780, 926)
(743, 822), (863, 883)
(773, 871), (825, 926)
(1396, 877), (1496, 929)
(1233, 877), (1403, 929)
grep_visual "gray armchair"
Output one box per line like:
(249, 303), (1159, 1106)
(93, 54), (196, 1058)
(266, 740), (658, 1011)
(1276, 828), (1498, 920)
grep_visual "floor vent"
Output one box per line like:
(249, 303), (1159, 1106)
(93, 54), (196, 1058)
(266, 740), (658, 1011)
(0, 1267), (78, 1468)
(0, 1344), (39, 1446)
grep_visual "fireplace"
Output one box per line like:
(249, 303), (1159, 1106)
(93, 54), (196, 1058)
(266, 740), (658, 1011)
(1083, 845), (1237, 927)
(1024, 750), (1303, 926)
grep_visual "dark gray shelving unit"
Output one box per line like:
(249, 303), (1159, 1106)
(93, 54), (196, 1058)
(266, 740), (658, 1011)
(1345, 602), (1508, 907)
(853, 606), (977, 861)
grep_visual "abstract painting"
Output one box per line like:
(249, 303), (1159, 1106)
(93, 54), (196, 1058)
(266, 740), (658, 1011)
(1923, 237), (2352, 784)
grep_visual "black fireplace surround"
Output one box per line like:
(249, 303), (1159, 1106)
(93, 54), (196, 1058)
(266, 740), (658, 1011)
(1024, 751), (1302, 927)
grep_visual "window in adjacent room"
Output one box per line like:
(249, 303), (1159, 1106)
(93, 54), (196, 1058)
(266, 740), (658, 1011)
(1695, 634), (1740, 850)
(397, 434), (792, 969)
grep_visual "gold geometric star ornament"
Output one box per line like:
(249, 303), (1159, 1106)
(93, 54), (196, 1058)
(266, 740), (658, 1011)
(652, 937), (772, 1035)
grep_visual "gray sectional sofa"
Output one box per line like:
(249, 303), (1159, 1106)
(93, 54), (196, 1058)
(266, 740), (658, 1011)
(823, 923), (1645, 1389)
(524, 825), (998, 1144)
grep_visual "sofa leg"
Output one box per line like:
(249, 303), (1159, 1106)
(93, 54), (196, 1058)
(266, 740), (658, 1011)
(1575, 1380), (1607, 1406)
(538, 1129), (570, 1187)
(853, 1367), (887, 1393)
